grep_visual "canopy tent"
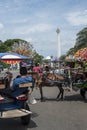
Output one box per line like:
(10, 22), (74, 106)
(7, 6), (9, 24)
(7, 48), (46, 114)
(45, 56), (51, 60)
(0, 52), (30, 64)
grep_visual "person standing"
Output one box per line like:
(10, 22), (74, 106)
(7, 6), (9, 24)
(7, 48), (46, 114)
(33, 63), (43, 74)
(44, 63), (50, 72)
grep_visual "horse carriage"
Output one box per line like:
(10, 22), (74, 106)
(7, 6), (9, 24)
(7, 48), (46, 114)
(0, 52), (37, 125)
(0, 74), (34, 125)
(27, 68), (87, 102)
(27, 71), (71, 101)
(72, 71), (87, 101)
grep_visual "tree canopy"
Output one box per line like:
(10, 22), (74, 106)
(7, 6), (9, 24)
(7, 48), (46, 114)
(0, 38), (43, 64)
(75, 27), (87, 51)
(66, 27), (87, 56)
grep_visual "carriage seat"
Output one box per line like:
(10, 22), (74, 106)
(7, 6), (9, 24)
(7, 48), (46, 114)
(19, 82), (33, 88)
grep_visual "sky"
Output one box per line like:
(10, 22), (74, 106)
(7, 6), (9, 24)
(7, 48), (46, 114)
(0, 0), (87, 58)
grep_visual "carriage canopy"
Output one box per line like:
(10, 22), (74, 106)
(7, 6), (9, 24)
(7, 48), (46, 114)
(0, 52), (30, 64)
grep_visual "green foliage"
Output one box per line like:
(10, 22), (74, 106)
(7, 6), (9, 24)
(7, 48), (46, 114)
(60, 54), (66, 61)
(0, 43), (9, 52)
(66, 47), (75, 56)
(4, 39), (27, 46)
(66, 27), (87, 57)
(0, 61), (9, 68)
(74, 27), (87, 52)
(0, 38), (44, 64)
(33, 53), (44, 64)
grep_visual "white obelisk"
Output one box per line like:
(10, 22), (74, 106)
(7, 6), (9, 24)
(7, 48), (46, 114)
(56, 28), (61, 59)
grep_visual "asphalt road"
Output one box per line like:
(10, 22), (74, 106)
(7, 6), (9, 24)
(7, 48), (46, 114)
(0, 70), (87, 130)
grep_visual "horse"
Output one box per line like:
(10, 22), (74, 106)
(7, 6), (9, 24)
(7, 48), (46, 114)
(27, 71), (70, 101)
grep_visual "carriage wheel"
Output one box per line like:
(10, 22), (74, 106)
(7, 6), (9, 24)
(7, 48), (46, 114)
(21, 102), (31, 125)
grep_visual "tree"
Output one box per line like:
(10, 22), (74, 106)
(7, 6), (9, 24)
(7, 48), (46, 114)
(0, 38), (44, 64)
(4, 39), (32, 56)
(65, 27), (87, 57)
(60, 54), (66, 61)
(66, 47), (75, 56)
(33, 53), (44, 64)
(74, 27), (87, 52)
(11, 40), (33, 56)
(0, 41), (9, 52)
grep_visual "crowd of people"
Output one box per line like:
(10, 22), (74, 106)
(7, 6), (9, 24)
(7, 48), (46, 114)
(4, 61), (87, 88)
(1, 61), (86, 103)
(0, 63), (50, 102)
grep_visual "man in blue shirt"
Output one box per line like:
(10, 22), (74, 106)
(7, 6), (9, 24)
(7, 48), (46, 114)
(11, 67), (34, 97)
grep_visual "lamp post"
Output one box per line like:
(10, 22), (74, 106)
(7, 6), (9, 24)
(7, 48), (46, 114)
(56, 28), (61, 59)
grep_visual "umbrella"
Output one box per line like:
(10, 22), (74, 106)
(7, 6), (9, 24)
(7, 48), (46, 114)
(0, 52), (30, 64)
(74, 48), (87, 60)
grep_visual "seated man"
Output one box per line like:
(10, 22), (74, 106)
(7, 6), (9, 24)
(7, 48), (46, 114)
(11, 67), (34, 97)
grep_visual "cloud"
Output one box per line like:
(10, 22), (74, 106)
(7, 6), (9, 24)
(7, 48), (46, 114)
(66, 10), (87, 26)
(29, 23), (52, 32)
(0, 23), (4, 29)
(24, 37), (33, 42)
(10, 18), (30, 24)
(14, 23), (52, 35)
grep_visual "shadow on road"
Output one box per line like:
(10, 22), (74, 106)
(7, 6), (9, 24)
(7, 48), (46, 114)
(31, 112), (39, 118)
(0, 117), (37, 130)
(64, 94), (84, 102)
(36, 94), (85, 102)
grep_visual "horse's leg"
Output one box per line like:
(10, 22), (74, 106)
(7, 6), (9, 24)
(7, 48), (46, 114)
(60, 87), (64, 100)
(56, 84), (64, 100)
(56, 85), (61, 99)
